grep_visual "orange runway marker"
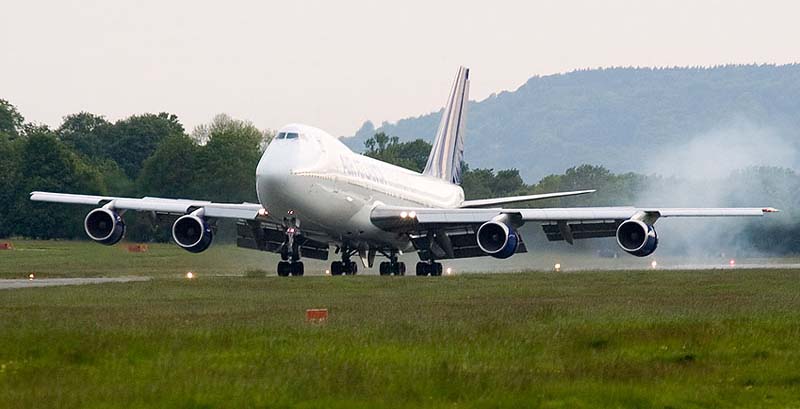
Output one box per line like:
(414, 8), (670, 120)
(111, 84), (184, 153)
(306, 309), (328, 323)
(126, 244), (149, 253)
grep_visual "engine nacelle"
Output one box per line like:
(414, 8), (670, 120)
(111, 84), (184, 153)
(84, 208), (126, 245)
(172, 214), (213, 253)
(616, 219), (658, 257)
(476, 220), (520, 259)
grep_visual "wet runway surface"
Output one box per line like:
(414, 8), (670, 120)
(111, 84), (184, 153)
(0, 276), (150, 290)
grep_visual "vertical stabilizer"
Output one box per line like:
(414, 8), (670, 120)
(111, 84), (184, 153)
(423, 66), (470, 184)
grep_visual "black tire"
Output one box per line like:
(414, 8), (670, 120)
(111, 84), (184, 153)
(349, 261), (358, 275)
(416, 262), (428, 276)
(277, 261), (290, 277)
(291, 262), (304, 276)
(379, 262), (390, 276)
(433, 263), (443, 276)
(398, 262), (406, 276)
(331, 261), (343, 276)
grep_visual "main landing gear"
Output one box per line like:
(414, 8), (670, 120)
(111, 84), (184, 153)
(379, 251), (406, 276)
(416, 261), (443, 276)
(330, 246), (358, 275)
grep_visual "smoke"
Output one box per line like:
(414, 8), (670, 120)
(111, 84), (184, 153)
(643, 121), (797, 181)
(634, 119), (798, 259)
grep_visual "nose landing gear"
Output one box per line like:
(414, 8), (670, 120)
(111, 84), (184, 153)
(277, 223), (303, 276)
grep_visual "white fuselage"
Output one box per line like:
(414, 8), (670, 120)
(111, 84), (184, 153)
(255, 124), (464, 251)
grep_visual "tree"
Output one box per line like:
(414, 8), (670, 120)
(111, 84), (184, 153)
(137, 135), (199, 199)
(107, 112), (185, 179)
(57, 112), (112, 159)
(364, 132), (431, 172)
(0, 99), (24, 139)
(194, 114), (263, 203)
(0, 136), (20, 237)
(14, 128), (106, 239)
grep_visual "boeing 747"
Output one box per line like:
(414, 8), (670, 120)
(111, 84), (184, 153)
(30, 67), (778, 276)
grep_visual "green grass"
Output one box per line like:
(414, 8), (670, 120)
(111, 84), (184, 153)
(1, 241), (800, 408)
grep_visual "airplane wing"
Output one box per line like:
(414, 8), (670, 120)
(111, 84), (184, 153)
(29, 191), (265, 219)
(459, 189), (596, 208)
(370, 205), (777, 260)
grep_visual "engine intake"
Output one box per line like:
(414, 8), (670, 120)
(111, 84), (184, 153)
(476, 220), (519, 259)
(172, 214), (213, 253)
(616, 219), (658, 257)
(84, 208), (125, 245)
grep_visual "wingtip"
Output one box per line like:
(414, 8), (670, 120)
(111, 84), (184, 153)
(762, 207), (780, 213)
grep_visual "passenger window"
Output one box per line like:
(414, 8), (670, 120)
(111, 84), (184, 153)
(285, 132), (299, 139)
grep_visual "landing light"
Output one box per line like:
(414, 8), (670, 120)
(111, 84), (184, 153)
(186, 272), (195, 279)
(28, 273), (35, 280)
(651, 260), (658, 269)
(325, 269), (331, 276)
(400, 211), (408, 219)
(408, 211), (417, 219)
(554, 263), (561, 272)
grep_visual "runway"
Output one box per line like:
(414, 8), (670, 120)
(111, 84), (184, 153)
(0, 276), (150, 290)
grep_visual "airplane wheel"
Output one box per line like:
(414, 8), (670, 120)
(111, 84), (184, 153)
(379, 262), (390, 276)
(398, 262), (406, 276)
(331, 261), (343, 276)
(432, 262), (443, 276)
(416, 262), (428, 276)
(291, 262), (304, 276)
(277, 261), (291, 277)
(348, 261), (358, 275)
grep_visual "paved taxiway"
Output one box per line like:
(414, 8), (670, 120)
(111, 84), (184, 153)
(0, 276), (150, 290)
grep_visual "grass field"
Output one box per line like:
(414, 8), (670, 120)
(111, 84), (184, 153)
(1, 240), (800, 408)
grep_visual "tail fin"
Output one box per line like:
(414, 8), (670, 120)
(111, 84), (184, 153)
(423, 66), (470, 184)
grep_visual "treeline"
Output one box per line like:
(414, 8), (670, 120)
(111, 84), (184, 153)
(351, 65), (800, 180)
(0, 100), (269, 241)
(2, 99), (797, 255)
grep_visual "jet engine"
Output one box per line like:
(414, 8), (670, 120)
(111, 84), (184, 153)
(616, 219), (658, 257)
(84, 208), (126, 245)
(476, 220), (520, 259)
(172, 214), (213, 253)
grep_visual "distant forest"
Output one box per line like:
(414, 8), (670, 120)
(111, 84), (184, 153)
(347, 64), (800, 181)
(2, 63), (799, 255)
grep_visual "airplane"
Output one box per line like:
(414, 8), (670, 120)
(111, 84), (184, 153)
(30, 67), (778, 276)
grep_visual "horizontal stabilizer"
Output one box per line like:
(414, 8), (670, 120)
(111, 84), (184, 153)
(459, 189), (596, 208)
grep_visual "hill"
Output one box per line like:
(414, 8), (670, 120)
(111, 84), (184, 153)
(345, 65), (800, 181)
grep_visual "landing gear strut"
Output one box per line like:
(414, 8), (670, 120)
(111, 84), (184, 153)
(331, 246), (358, 276)
(277, 224), (303, 276)
(379, 251), (406, 276)
(416, 260), (443, 276)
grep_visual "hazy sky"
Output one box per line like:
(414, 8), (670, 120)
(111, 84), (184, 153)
(2, 0), (798, 137)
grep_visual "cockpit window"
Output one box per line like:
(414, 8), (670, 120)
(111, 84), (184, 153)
(285, 132), (299, 139)
(277, 132), (286, 139)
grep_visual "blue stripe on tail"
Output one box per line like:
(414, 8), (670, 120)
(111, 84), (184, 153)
(423, 66), (470, 185)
